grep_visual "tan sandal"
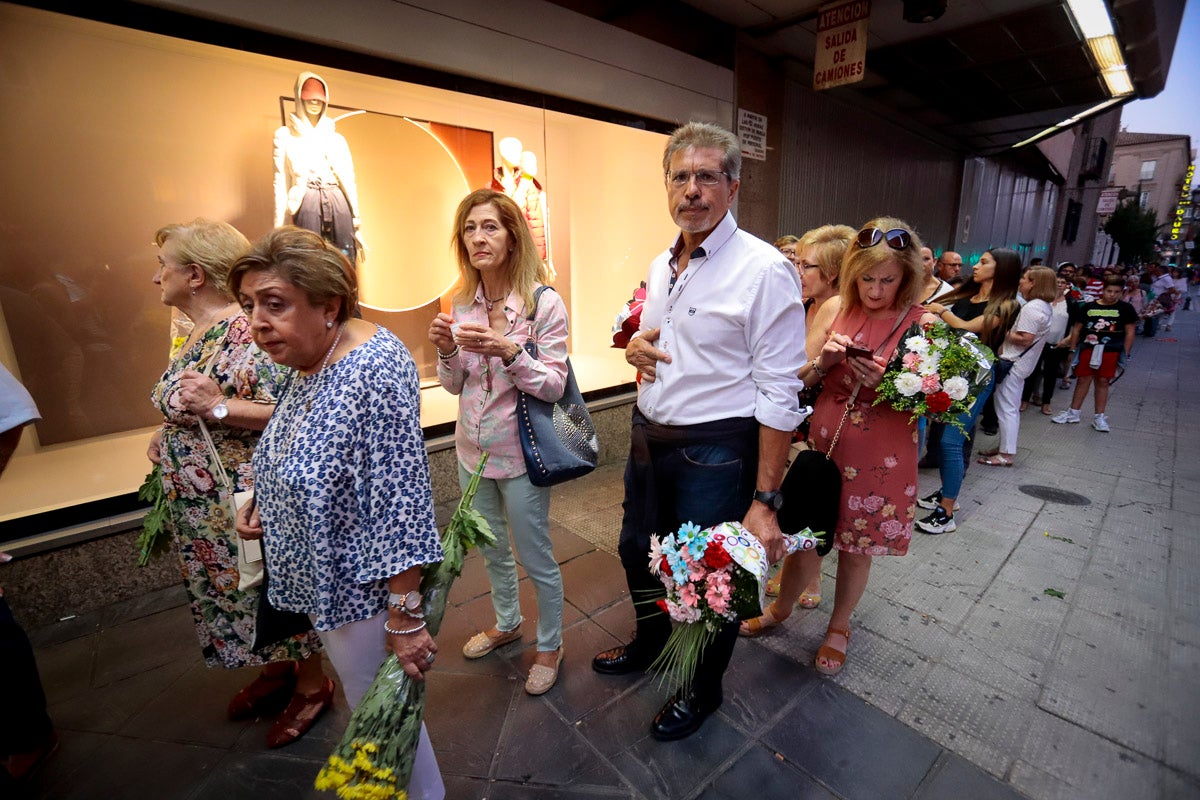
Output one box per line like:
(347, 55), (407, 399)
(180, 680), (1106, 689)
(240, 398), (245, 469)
(798, 591), (821, 610)
(738, 600), (785, 637)
(815, 626), (851, 676)
(524, 648), (563, 695)
(463, 626), (522, 659)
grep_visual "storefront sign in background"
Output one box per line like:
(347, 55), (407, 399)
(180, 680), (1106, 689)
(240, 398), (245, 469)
(813, 0), (870, 91)
(738, 108), (767, 161)
(1096, 188), (1122, 214)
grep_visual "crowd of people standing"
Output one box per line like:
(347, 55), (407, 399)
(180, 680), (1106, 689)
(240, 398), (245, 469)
(6, 120), (1193, 795)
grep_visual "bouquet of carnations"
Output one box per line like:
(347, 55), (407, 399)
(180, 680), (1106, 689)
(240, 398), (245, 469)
(647, 521), (824, 691)
(872, 320), (994, 432)
(315, 454), (496, 800)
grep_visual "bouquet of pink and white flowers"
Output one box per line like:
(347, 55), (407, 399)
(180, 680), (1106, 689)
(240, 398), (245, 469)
(647, 521), (824, 691)
(873, 321), (993, 432)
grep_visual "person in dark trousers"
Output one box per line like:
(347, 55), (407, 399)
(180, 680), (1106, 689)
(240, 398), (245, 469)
(0, 364), (57, 787)
(591, 122), (804, 740)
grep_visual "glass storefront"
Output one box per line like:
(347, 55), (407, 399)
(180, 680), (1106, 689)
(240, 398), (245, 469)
(0, 3), (671, 528)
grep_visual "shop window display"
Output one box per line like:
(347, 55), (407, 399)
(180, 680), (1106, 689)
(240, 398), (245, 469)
(0, 2), (670, 530)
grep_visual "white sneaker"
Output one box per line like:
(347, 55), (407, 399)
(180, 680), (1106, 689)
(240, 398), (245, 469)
(1092, 414), (1110, 432)
(1051, 409), (1081, 424)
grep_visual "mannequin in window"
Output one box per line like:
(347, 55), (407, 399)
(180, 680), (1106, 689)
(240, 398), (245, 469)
(273, 72), (363, 263)
(491, 138), (552, 278)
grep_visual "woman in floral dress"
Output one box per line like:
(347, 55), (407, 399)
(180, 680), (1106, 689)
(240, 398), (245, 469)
(742, 217), (935, 675)
(148, 219), (325, 745)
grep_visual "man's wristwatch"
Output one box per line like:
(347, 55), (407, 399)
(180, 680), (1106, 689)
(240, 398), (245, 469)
(753, 490), (784, 512)
(388, 590), (425, 618)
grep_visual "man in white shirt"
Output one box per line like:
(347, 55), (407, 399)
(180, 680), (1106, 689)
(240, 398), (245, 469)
(591, 122), (805, 740)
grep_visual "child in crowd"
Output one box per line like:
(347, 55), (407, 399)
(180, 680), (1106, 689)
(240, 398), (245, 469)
(1051, 275), (1137, 432)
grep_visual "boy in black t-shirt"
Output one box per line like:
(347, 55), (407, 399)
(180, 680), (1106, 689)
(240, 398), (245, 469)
(1051, 275), (1137, 432)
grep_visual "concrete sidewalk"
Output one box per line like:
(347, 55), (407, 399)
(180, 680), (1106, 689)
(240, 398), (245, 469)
(13, 310), (1199, 799)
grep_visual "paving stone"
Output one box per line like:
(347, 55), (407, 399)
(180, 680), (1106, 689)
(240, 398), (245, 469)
(721, 638), (821, 734)
(426, 671), (519, 777)
(913, 751), (1028, 800)
(539, 618), (626, 724)
(1040, 611), (1164, 759)
(611, 712), (744, 800)
(186, 751), (324, 800)
(575, 678), (667, 758)
(697, 743), (837, 800)
(898, 664), (1032, 778)
(91, 605), (199, 687)
(560, 549), (629, 614)
(764, 681), (941, 799)
(1014, 710), (1162, 800)
(45, 737), (228, 800)
(117, 660), (264, 748)
(492, 697), (625, 789)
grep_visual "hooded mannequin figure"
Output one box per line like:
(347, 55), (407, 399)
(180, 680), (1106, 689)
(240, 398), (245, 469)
(273, 72), (363, 263)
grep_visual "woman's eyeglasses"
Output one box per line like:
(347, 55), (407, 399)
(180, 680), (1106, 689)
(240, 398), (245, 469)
(856, 227), (911, 250)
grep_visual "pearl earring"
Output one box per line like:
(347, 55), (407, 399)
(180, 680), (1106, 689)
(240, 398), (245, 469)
(326, 320), (334, 329)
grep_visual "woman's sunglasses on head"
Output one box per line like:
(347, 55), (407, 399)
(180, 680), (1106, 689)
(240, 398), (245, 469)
(856, 227), (911, 250)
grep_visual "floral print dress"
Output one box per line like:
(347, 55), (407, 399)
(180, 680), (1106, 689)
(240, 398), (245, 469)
(151, 313), (322, 668)
(807, 304), (926, 557)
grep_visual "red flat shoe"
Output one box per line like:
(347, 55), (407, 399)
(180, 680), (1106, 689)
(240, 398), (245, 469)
(266, 678), (334, 748)
(227, 663), (298, 720)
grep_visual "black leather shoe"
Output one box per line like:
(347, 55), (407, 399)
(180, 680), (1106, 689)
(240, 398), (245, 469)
(592, 642), (658, 675)
(651, 690), (722, 741)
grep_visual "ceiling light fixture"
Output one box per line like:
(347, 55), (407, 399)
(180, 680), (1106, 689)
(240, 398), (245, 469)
(1064, 0), (1133, 98)
(902, 0), (948, 23)
(1011, 97), (1125, 150)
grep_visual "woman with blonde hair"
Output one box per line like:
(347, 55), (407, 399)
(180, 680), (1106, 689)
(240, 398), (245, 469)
(757, 223), (854, 612)
(978, 266), (1056, 466)
(742, 219), (936, 677)
(428, 189), (568, 695)
(149, 219), (327, 747)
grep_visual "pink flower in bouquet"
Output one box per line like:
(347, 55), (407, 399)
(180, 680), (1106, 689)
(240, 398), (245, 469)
(926, 391), (953, 413)
(921, 374), (942, 393)
(704, 571), (731, 614)
(902, 352), (921, 370)
(686, 556), (707, 582)
(679, 582), (700, 608)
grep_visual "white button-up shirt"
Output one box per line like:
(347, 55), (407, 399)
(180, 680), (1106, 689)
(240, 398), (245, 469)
(637, 211), (806, 430)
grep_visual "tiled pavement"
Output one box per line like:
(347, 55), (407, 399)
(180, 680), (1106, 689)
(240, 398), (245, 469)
(13, 306), (1200, 799)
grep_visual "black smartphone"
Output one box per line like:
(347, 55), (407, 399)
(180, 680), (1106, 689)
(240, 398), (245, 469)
(844, 345), (873, 360)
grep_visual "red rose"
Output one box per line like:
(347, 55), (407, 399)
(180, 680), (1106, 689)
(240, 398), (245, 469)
(660, 555), (670, 574)
(703, 540), (732, 570)
(926, 391), (952, 413)
(656, 598), (669, 613)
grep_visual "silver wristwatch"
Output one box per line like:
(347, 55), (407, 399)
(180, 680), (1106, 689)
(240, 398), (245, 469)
(211, 402), (229, 421)
(388, 590), (425, 618)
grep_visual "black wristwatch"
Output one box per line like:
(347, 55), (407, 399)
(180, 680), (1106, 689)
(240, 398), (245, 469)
(753, 490), (784, 512)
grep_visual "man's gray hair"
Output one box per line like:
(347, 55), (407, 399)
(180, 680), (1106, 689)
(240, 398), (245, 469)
(662, 121), (742, 181)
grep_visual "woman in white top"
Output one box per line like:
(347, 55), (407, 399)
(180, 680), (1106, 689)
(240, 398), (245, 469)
(979, 267), (1056, 466)
(1021, 273), (1075, 414)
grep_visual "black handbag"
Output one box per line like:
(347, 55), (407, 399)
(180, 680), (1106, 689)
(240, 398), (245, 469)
(993, 341), (1036, 386)
(516, 286), (599, 487)
(252, 564), (313, 651)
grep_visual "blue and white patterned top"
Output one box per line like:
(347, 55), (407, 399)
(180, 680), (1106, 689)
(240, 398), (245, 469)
(253, 326), (442, 631)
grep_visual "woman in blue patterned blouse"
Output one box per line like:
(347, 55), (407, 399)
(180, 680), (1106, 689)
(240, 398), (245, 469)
(233, 227), (445, 799)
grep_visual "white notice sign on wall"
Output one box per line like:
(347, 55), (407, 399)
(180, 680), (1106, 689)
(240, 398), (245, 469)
(738, 108), (767, 161)
(814, 0), (870, 91)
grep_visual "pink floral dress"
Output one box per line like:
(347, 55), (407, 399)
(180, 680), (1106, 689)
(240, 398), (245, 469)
(807, 304), (926, 556)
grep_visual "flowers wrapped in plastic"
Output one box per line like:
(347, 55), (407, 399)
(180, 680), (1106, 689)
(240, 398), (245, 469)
(315, 453), (496, 800)
(647, 521), (825, 691)
(872, 320), (994, 432)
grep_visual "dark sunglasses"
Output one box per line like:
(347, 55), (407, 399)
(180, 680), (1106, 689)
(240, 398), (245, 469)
(856, 227), (911, 250)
